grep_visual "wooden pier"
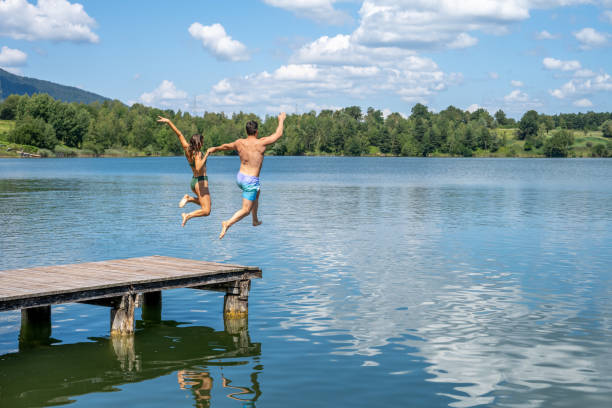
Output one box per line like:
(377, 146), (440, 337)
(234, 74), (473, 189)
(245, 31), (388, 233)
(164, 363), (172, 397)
(0, 256), (262, 340)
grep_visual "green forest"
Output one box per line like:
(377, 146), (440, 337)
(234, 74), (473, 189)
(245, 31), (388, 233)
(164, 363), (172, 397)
(1, 93), (612, 158)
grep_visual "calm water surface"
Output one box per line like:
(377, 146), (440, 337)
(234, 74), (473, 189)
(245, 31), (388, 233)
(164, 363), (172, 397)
(1, 157), (611, 407)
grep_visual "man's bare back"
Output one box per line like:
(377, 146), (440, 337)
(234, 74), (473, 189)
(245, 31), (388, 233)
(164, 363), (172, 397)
(206, 112), (286, 239)
(235, 137), (267, 177)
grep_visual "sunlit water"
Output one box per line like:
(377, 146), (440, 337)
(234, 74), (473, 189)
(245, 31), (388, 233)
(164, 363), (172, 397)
(1, 157), (611, 407)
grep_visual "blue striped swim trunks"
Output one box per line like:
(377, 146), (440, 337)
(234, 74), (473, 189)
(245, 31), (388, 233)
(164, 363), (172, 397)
(236, 172), (260, 201)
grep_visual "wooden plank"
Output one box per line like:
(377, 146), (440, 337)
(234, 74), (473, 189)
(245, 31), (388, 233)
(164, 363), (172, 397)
(105, 258), (250, 281)
(0, 256), (261, 311)
(0, 256), (260, 282)
(0, 267), (114, 293)
(113, 257), (245, 275)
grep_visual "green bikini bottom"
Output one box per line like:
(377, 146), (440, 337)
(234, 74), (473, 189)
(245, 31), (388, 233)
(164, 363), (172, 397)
(190, 175), (208, 192)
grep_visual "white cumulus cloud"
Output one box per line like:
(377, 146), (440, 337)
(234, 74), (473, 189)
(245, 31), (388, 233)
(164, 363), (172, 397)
(194, 24), (462, 114)
(574, 68), (595, 77)
(504, 89), (529, 102)
(511, 80), (524, 87)
(573, 98), (593, 107)
(198, 53), (459, 114)
(352, 0), (531, 50)
(0, 0), (98, 43)
(574, 27), (609, 49)
(291, 33), (442, 70)
(466, 104), (481, 113)
(349, 1), (606, 51)
(500, 89), (543, 113)
(448, 32), (478, 48)
(536, 30), (559, 39)
(274, 64), (319, 81)
(542, 57), (581, 71)
(189, 22), (249, 62)
(0, 45), (27, 66)
(140, 80), (188, 106)
(550, 72), (612, 98)
(603, 10), (612, 24)
(262, 0), (350, 25)
(291, 34), (419, 66)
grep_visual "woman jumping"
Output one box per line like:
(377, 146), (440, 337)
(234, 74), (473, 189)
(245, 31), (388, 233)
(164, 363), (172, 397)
(157, 116), (211, 227)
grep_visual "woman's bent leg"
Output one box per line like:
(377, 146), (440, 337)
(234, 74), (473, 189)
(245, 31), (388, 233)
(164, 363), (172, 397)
(179, 194), (199, 208)
(181, 186), (211, 227)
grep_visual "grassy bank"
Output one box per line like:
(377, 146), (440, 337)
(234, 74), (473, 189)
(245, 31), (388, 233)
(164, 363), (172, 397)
(0, 142), (171, 158)
(0, 119), (162, 158)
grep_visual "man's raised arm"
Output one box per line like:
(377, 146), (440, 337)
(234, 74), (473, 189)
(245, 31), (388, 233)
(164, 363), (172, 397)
(260, 112), (286, 146)
(207, 141), (237, 155)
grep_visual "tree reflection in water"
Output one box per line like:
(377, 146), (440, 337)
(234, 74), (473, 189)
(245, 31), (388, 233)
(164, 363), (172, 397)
(0, 316), (261, 407)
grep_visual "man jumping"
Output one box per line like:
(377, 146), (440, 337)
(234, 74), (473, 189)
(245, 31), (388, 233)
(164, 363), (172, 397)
(207, 112), (286, 239)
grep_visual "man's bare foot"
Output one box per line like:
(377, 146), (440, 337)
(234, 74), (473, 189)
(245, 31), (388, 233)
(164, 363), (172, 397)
(179, 194), (189, 208)
(181, 213), (189, 227)
(219, 221), (229, 239)
(253, 219), (262, 226)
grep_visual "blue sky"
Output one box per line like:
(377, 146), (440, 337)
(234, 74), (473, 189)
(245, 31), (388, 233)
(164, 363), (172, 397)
(0, 0), (611, 118)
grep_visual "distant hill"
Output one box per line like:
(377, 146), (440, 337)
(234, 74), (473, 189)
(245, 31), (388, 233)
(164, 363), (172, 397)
(0, 68), (110, 104)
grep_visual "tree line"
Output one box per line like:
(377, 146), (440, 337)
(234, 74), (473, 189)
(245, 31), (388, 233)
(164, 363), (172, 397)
(1, 93), (611, 158)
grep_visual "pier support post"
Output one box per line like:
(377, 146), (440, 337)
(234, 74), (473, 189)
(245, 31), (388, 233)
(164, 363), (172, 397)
(110, 294), (136, 336)
(223, 280), (250, 319)
(141, 291), (162, 322)
(19, 305), (52, 348)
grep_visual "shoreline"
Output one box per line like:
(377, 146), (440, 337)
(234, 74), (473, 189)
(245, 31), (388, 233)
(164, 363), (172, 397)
(1, 153), (608, 159)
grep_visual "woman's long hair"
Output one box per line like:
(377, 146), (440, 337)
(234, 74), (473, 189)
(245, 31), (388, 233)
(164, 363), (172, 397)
(188, 134), (203, 157)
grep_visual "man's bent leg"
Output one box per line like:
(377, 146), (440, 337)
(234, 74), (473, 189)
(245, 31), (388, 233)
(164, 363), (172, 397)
(220, 198), (253, 239)
(252, 190), (261, 226)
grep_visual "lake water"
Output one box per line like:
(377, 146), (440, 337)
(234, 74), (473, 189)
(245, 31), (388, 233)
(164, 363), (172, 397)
(0, 156), (611, 407)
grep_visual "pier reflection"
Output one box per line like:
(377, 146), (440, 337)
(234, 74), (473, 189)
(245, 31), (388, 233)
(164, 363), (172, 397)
(0, 318), (261, 407)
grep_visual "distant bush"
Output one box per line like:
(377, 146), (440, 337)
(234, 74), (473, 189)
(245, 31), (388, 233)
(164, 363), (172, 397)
(543, 129), (574, 157)
(7, 116), (57, 149)
(79, 148), (96, 157)
(104, 147), (131, 157)
(591, 144), (609, 157)
(54, 144), (78, 157)
(82, 141), (103, 156)
(37, 148), (53, 158)
(602, 120), (612, 138)
(0, 95), (20, 120)
(143, 144), (158, 156)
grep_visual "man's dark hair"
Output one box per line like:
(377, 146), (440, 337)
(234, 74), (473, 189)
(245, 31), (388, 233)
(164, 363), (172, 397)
(246, 120), (258, 136)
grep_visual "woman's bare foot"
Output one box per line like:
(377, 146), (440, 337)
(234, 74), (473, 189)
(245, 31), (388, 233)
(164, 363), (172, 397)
(219, 221), (229, 239)
(253, 219), (262, 226)
(181, 213), (189, 227)
(179, 194), (189, 208)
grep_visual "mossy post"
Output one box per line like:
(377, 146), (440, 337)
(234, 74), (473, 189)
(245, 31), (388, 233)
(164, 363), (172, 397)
(223, 280), (250, 319)
(110, 294), (136, 336)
